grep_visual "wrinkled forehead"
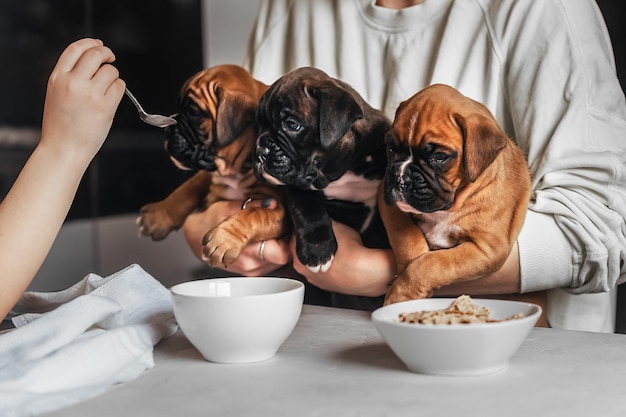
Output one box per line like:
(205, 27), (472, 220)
(262, 72), (324, 119)
(180, 73), (224, 118)
(392, 96), (467, 149)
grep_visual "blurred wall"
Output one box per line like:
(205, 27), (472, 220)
(201, 0), (260, 67)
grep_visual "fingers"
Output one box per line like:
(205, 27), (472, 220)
(233, 238), (291, 276)
(183, 198), (291, 276)
(72, 45), (117, 80)
(50, 38), (119, 94)
(92, 63), (126, 101)
(257, 238), (291, 266)
(53, 38), (104, 73)
(183, 198), (289, 276)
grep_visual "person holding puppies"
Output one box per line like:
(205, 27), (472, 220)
(0, 38), (125, 320)
(183, 0), (626, 332)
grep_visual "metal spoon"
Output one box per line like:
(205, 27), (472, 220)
(124, 87), (177, 128)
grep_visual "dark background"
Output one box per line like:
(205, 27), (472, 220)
(586, 0), (626, 333)
(0, 0), (203, 220)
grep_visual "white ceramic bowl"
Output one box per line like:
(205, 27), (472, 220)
(171, 277), (304, 363)
(371, 298), (541, 376)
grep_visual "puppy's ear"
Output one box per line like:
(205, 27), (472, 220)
(214, 85), (257, 146)
(455, 112), (508, 182)
(311, 86), (363, 149)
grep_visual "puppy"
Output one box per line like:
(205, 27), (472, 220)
(254, 67), (391, 272)
(380, 84), (532, 305)
(137, 65), (286, 267)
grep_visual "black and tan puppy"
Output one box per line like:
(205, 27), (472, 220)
(254, 67), (391, 272)
(137, 65), (286, 267)
(379, 84), (532, 305)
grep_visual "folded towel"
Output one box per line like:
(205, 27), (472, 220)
(0, 264), (178, 417)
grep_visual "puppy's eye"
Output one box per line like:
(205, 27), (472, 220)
(187, 104), (203, 117)
(283, 118), (302, 132)
(432, 152), (448, 163)
(387, 142), (407, 162)
(387, 142), (399, 158)
(430, 151), (454, 168)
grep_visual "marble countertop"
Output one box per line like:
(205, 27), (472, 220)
(42, 304), (626, 417)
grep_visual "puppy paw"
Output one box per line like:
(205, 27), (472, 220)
(201, 225), (246, 268)
(384, 272), (433, 305)
(306, 256), (334, 273)
(137, 202), (177, 241)
(296, 237), (337, 273)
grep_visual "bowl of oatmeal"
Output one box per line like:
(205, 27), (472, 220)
(371, 295), (541, 376)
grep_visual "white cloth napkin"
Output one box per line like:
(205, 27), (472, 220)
(0, 264), (178, 417)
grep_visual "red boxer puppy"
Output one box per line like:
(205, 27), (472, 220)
(380, 84), (540, 312)
(137, 65), (286, 267)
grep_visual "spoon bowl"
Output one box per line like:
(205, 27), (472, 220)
(125, 87), (177, 128)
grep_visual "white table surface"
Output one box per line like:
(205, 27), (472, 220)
(42, 304), (626, 417)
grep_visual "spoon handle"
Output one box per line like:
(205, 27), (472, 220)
(124, 88), (145, 113)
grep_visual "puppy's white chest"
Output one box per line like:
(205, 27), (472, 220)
(417, 212), (464, 250)
(323, 171), (380, 207)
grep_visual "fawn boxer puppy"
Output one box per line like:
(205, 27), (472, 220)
(380, 84), (532, 305)
(137, 65), (286, 267)
(255, 67), (391, 272)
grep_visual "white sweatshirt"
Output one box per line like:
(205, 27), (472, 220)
(244, 0), (626, 332)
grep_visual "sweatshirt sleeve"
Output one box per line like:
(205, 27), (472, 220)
(492, 0), (626, 293)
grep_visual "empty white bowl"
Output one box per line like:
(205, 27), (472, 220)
(171, 277), (304, 363)
(371, 298), (541, 376)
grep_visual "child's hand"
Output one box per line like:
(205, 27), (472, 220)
(40, 38), (125, 162)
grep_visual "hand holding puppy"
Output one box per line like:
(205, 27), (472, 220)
(182, 198), (291, 276)
(290, 220), (395, 297)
